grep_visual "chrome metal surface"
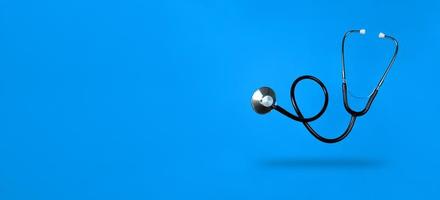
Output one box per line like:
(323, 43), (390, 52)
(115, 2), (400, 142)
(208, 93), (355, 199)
(251, 87), (276, 114)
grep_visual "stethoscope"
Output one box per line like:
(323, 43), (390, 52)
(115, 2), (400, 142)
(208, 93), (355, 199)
(251, 29), (399, 143)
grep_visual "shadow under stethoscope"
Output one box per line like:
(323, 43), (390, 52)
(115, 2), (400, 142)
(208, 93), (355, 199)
(260, 157), (386, 169)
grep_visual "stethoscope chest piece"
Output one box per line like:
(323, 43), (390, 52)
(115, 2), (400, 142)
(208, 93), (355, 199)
(251, 87), (276, 114)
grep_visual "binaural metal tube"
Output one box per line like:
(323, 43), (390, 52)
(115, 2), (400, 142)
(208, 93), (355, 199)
(377, 35), (399, 89)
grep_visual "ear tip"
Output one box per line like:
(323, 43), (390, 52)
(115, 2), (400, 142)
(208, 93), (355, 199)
(359, 29), (366, 35)
(378, 32), (386, 38)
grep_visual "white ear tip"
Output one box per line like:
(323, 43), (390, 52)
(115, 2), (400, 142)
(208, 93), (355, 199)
(359, 29), (366, 35)
(378, 32), (386, 38)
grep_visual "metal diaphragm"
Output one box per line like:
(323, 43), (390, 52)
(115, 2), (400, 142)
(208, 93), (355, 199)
(251, 87), (276, 114)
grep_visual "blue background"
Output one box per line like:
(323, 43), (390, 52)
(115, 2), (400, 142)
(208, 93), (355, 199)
(0, 0), (439, 199)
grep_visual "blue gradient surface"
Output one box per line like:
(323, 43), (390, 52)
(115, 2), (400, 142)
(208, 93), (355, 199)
(0, 0), (439, 199)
